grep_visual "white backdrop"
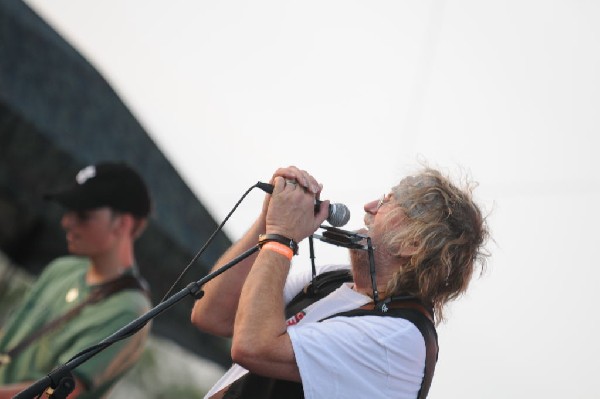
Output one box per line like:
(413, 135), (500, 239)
(24, 1), (600, 397)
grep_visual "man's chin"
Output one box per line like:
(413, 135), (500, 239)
(66, 245), (85, 256)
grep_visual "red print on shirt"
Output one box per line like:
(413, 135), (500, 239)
(286, 311), (306, 326)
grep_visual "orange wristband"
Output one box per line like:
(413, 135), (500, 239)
(261, 241), (293, 261)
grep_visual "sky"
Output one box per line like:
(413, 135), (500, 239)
(23, 1), (600, 398)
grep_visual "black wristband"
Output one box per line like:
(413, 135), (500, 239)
(258, 234), (299, 255)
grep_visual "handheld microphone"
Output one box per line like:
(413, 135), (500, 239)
(256, 182), (350, 227)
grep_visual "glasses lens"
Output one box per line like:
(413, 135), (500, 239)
(377, 194), (385, 210)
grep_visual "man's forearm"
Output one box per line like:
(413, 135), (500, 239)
(231, 249), (300, 381)
(0, 378), (85, 399)
(191, 216), (266, 336)
(0, 383), (31, 399)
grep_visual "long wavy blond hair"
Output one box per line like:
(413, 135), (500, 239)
(382, 167), (490, 323)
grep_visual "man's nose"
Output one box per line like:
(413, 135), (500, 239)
(364, 198), (380, 215)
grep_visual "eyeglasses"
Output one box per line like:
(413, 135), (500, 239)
(376, 193), (392, 211)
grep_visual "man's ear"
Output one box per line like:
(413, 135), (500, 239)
(114, 213), (136, 237)
(399, 240), (419, 257)
(119, 214), (148, 239)
(132, 218), (148, 239)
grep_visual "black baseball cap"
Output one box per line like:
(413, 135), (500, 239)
(45, 162), (151, 218)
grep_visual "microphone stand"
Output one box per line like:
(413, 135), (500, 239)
(14, 245), (260, 399)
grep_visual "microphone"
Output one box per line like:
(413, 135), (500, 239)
(256, 182), (350, 227)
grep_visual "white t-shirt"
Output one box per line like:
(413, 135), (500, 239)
(204, 263), (425, 399)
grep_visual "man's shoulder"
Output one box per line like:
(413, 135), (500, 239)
(40, 256), (88, 279)
(317, 263), (351, 274)
(105, 287), (152, 312)
(284, 263), (351, 305)
(48, 255), (87, 267)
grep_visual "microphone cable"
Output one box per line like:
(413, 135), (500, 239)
(159, 182), (264, 303)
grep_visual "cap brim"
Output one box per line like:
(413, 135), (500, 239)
(44, 187), (103, 211)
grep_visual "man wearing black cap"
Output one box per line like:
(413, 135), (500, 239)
(0, 162), (152, 399)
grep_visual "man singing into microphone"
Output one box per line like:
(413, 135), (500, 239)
(191, 165), (489, 398)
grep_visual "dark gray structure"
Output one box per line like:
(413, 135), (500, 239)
(0, 0), (232, 367)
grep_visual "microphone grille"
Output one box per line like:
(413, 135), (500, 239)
(328, 203), (351, 227)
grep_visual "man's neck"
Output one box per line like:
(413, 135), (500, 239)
(350, 252), (400, 299)
(86, 250), (134, 285)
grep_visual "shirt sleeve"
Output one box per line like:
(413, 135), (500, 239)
(288, 315), (426, 399)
